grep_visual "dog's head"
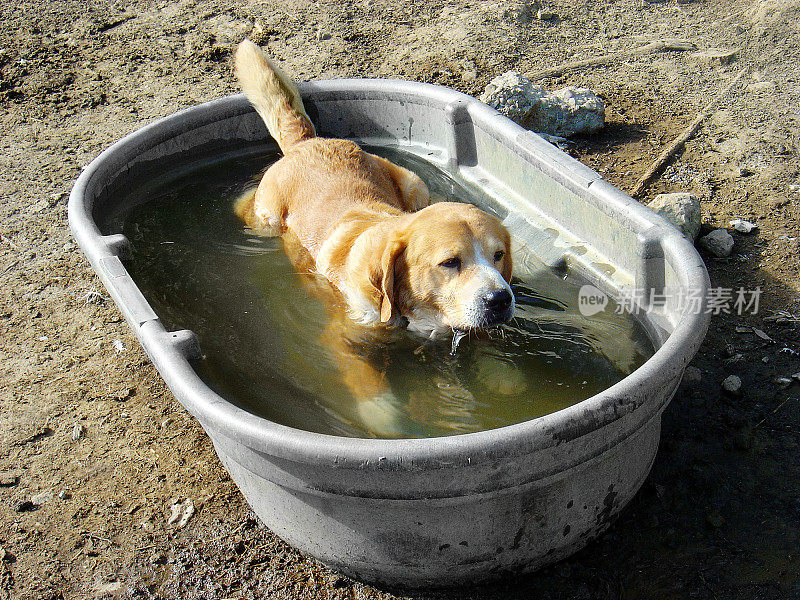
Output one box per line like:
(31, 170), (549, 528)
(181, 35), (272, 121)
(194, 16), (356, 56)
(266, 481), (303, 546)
(376, 202), (514, 337)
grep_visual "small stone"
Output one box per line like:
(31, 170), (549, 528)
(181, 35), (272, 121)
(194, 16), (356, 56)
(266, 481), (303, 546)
(536, 9), (556, 20)
(774, 377), (793, 388)
(698, 229), (735, 257)
(691, 47), (739, 65)
(31, 491), (53, 506)
(63, 242), (76, 251)
(721, 375), (742, 396)
(112, 339), (126, 353)
(648, 193), (701, 241)
(792, 372), (800, 382)
(71, 423), (84, 441)
(16, 500), (36, 513)
(746, 80), (775, 92)
(58, 490), (72, 500)
(316, 29), (331, 41)
(0, 473), (19, 487)
(480, 71), (604, 137)
(730, 218), (757, 233)
(682, 366), (702, 384)
(29, 200), (50, 213)
(94, 581), (124, 596)
(762, 356), (770, 363)
(167, 499), (195, 528)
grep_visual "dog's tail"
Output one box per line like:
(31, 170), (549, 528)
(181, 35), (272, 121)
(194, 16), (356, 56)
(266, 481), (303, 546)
(235, 39), (316, 153)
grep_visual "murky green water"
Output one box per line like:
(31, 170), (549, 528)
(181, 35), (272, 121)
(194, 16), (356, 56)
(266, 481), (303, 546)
(101, 147), (654, 439)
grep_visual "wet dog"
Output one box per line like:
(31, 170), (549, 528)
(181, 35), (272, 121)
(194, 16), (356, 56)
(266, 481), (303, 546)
(234, 40), (514, 434)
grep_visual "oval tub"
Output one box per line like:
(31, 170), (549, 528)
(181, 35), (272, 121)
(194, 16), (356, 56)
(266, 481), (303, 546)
(68, 80), (710, 588)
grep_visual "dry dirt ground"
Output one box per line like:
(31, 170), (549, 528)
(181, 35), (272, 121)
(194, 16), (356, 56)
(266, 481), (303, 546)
(2, 0), (800, 598)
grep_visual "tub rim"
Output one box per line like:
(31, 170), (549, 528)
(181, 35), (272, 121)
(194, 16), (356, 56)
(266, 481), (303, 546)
(69, 79), (711, 471)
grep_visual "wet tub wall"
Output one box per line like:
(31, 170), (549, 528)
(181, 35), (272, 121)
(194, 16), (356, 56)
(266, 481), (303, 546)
(69, 79), (711, 587)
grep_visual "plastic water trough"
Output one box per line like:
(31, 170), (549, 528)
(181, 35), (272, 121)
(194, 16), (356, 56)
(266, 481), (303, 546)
(69, 80), (710, 588)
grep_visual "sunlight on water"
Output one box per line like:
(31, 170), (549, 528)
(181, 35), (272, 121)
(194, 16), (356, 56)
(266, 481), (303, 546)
(100, 148), (654, 439)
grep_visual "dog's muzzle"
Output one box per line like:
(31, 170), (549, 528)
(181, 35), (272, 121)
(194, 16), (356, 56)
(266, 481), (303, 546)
(483, 288), (514, 326)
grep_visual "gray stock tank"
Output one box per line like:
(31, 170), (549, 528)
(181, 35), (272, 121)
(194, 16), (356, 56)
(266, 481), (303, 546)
(69, 79), (710, 587)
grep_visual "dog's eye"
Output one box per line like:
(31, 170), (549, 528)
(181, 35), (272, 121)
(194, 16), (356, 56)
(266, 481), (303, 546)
(494, 250), (505, 262)
(439, 257), (461, 270)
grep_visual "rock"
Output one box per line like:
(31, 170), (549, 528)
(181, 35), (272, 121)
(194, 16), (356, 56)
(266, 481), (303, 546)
(71, 423), (84, 441)
(536, 9), (557, 20)
(94, 581), (124, 596)
(682, 366), (702, 385)
(316, 30), (331, 41)
(793, 372), (800, 382)
(29, 199), (50, 213)
(746, 80), (776, 93)
(698, 229), (735, 257)
(167, 499), (195, 528)
(0, 473), (19, 487)
(721, 375), (742, 396)
(480, 71), (605, 137)
(775, 377), (793, 388)
(730, 218), (757, 233)
(691, 47), (739, 65)
(648, 193), (701, 241)
(31, 491), (53, 506)
(58, 489), (72, 500)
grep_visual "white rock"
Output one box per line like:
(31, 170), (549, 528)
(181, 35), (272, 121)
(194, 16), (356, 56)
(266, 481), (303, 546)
(167, 499), (195, 528)
(29, 200), (50, 213)
(31, 491), (54, 506)
(730, 218), (757, 233)
(480, 71), (605, 137)
(746, 80), (775, 92)
(71, 423), (84, 441)
(698, 229), (735, 257)
(691, 47), (739, 65)
(648, 193), (701, 241)
(722, 375), (742, 395)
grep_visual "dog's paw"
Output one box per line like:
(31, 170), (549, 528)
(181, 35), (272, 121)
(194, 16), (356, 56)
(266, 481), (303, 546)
(356, 392), (411, 438)
(474, 356), (528, 396)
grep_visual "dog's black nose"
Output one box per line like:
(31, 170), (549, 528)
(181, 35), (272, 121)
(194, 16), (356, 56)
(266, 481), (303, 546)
(484, 289), (513, 320)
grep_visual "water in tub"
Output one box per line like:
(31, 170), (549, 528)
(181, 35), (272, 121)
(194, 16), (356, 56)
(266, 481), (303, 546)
(101, 148), (654, 439)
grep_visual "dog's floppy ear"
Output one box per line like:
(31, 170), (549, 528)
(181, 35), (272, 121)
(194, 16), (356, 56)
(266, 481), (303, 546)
(378, 235), (405, 323)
